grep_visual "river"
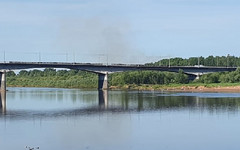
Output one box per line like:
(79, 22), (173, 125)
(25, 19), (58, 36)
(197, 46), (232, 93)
(1, 87), (240, 150)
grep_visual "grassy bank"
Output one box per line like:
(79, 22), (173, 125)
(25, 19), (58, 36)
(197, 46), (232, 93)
(7, 76), (240, 92)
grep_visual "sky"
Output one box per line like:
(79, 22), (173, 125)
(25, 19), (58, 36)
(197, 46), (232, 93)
(0, 0), (240, 63)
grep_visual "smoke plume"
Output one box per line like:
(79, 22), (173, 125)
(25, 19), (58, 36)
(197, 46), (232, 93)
(57, 17), (144, 64)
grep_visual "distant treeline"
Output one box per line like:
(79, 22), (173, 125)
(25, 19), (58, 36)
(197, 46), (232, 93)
(7, 68), (240, 88)
(110, 70), (188, 85)
(146, 55), (240, 67)
(6, 69), (189, 88)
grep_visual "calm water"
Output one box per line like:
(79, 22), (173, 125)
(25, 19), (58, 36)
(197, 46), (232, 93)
(1, 87), (240, 150)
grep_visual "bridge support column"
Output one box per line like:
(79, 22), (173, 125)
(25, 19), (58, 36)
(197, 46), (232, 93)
(98, 73), (108, 90)
(0, 71), (6, 92)
(187, 73), (202, 81)
(195, 74), (201, 80)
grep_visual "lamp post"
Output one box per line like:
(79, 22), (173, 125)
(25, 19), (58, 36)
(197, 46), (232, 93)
(3, 51), (5, 62)
(169, 57), (171, 68)
(66, 52), (68, 62)
(198, 57), (200, 67)
(227, 54), (230, 68)
(38, 52), (41, 62)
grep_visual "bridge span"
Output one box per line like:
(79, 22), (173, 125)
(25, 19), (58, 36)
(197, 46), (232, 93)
(0, 61), (237, 91)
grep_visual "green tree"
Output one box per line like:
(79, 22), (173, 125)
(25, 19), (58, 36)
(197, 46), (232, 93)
(175, 69), (188, 84)
(6, 71), (16, 77)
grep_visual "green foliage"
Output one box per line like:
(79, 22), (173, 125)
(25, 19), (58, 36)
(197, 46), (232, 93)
(6, 71), (16, 77)
(197, 68), (240, 84)
(149, 55), (240, 67)
(175, 69), (188, 84)
(19, 70), (28, 76)
(7, 69), (191, 88)
(7, 69), (98, 88)
(198, 73), (220, 84)
(44, 68), (56, 76)
(109, 70), (188, 86)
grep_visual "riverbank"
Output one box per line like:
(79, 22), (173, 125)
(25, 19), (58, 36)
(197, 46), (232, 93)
(6, 73), (240, 92)
(7, 82), (240, 92)
(7, 69), (240, 93)
(110, 83), (240, 92)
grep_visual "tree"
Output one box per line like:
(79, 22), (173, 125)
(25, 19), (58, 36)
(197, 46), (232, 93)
(44, 68), (56, 76)
(19, 70), (28, 76)
(175, 69), (188, 84)
(6, 71), (16, 77)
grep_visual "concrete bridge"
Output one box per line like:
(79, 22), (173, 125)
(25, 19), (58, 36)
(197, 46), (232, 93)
(0, 61), (238, 111)
(0, 61), (237, 91)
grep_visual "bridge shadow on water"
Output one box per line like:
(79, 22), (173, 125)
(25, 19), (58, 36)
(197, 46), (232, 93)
(1, 90), (240, 119)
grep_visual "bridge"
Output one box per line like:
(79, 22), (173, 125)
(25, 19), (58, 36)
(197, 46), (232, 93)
(0, 61), (237, 91)
(0, 61), (237, 111)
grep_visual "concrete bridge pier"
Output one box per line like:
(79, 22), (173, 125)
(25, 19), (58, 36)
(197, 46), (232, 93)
(187, 73), (203, 81)
(0, 71), (6, 92)
(98, 72), (108, 90)
(195, 74), (201, 80)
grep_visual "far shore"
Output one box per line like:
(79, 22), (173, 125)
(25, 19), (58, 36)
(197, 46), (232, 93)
(109, 84), (240, 93)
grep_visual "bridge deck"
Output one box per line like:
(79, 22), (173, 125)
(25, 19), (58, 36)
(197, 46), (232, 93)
(0, 61), (237, 74)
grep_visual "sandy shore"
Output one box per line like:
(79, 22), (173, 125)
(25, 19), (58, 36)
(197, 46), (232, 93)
(166, 86), (240, 92)
(110, 85), (240, 93)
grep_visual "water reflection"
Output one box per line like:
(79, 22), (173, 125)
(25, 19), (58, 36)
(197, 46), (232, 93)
(1, 88), (240, 119)
(98, 90), (108, 109)
(0, 91), (6, 114)
(2, 88), (240, 150)
(110, 92), (240, 113)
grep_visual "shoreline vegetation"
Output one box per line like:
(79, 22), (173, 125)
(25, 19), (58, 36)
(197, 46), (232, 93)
(6, 71), (240, 93)
(6, 55), (240, 92)
(7, 82), (240, 92)
(110, 83), (240, 92)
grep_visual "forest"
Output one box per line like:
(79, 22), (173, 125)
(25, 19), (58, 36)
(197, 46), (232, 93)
(6, 69), (189, 88)
(146, 55), (240, 67)
(6, 69), (98, 88)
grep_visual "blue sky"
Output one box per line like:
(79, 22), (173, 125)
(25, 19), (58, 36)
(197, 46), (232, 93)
(0, 0), (240, 63)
